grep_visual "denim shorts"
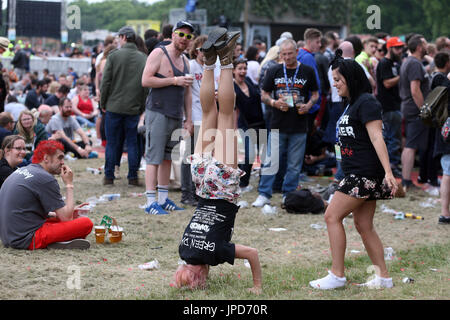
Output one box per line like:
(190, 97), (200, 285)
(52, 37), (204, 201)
(441, 154), (450, 176)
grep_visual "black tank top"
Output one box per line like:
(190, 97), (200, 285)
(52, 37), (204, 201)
(147, 46), (188, 119)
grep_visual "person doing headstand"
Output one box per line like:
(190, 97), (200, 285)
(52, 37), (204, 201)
(173, 28), (262, 294)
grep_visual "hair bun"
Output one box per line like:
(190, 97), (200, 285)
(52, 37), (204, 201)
(334, 48), (343, 58)
(330, 48), (344, 68)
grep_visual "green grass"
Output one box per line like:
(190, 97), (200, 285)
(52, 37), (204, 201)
(0, 158), (449, 300)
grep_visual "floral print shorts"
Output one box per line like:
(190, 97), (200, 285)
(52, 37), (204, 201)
(187, 153), (245, 204)
(337, 174), (393, 201)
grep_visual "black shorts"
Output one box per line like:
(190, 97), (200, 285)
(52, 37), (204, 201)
(337, 174), (393, 201)
(404, 118), (429, 150)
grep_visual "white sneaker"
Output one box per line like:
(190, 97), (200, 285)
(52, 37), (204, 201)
(241, 185), (254, 194)
(357, 275), (393, 289)
(309, 270), (346, 290)
(252, 194), (271, 207)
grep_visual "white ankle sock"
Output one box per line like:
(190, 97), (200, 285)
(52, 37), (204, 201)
(220, 63), (233, 70)
(145, 190), (156, 206)
(157, 185), (169, 205)
(358, 274), (393, 288)
(309, 270), (346, 290)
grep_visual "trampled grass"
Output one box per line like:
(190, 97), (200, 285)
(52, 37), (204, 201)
(0, 158), (448, 300)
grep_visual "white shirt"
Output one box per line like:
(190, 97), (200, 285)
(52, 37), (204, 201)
(246, 60), (260, 86)
(189, 59), (204, 125)
(4, 102), (27, 121)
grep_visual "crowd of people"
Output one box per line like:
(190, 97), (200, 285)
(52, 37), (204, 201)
(0, 20), (449, 293)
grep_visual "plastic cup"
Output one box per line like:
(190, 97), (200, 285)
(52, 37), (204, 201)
(109, 226), (123, 243)
(94, 226), (106, 234)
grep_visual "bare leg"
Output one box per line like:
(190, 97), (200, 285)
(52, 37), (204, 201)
(235, 244), (262, 294)
(401, 147), (416, 181)
(157, 159), (172, 186)
(195, 68), (218, 155)
(145, 164), (158, 192)
(353, 200), (390, 278)
(214, 68), (237, 168)
(324, 191), (365, 277)
(440, 175), (450, 217)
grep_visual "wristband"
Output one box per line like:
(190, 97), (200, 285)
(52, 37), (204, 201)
(174, 77), (178, 86)
(66, 184), (74, 188)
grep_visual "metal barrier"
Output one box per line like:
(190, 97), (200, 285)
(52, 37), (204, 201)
(0, 56), (92, 78)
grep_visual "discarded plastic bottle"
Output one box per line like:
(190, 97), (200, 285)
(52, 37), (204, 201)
(102, 194), (121, 201)
(86, 167), (101, 175)
(405, 213), (424, 220)
(384, 247), (395, 260)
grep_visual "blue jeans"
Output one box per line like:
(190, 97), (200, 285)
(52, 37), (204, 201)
(258, 131), (307, 198)
(104, 111), (140, 180)
(382, 110), (402, 167)
(76, 115), (96, 128)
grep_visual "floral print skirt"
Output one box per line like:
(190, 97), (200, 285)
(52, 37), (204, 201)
(187, 153), (245, 204)
(336, 174), (393, 201)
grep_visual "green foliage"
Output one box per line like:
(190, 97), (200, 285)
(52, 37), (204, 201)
(66, 0), (448, 41)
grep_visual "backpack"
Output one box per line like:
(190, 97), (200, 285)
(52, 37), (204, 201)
(419, 85), (448, 128)
(284, 189), (325, 214)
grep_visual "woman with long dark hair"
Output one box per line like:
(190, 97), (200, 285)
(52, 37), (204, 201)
(0, 135), (26, 188)
(309, 51), (397, 290)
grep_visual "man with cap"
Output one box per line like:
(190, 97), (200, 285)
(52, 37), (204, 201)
(100, 26), (148, 186)
(141, 20), (195, 214)
(376, 36), (405, 178)
(0, 37), (9, 112)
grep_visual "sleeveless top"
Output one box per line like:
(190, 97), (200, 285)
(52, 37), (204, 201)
(147, 46), (188, 119)
(77, 95), (94, 114)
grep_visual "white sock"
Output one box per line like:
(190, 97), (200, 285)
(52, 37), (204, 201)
(157, 185), (169, 205)
(220, 63), (233, 70)
(309, 270), (346, 290)
(145, 190), (156, 206)
(358, 274), (393, 288)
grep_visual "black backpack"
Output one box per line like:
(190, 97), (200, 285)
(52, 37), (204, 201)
(284, 189), (325, 214)
(419, 85), (448, 128)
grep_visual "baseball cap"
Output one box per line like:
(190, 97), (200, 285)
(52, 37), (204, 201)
(386, 37), (405, 49)
(172, 21), (194, 33)
(0, 37), (10, 50)
(117, 26), (136, 40)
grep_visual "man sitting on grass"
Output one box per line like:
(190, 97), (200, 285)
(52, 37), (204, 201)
(0, 140), (93, 250)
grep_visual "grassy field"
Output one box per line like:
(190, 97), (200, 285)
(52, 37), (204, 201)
(0, 157), (449, 300)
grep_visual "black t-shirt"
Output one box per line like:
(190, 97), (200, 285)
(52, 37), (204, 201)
(376, 57), (401, 112)
(179, 198), (238, 266)
(0, 158), (14, 189)
(432, 72), (450, 156)
(234, 77), (265, 130)
(338, 93), (385, 178)
(44, 94), (60, 107)
(262, 63), (318, 133)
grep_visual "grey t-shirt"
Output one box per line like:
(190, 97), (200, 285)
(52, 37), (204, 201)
(0, 164), (65, 249)
(46, 113), (81, 140)
(399, 56), (430, 121)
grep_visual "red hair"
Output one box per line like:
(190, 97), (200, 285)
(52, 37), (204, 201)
(174, 264), (209, 290)
(32, 140), (64, 164)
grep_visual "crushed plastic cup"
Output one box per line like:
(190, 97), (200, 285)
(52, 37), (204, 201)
(384, 247), (395, 260)
(237, 200), (249, 208)
(138, 260), (160, 270)
(394, 212), (405, 220)
(268, 228), (287, 232)
(86, 167), (101, 175)
(402, 277), (414, 284)
(310, 223), (327, 230)
(261, 204), (277, 215)
(100, 193), (121, 201)
(243, 259), (251, 268)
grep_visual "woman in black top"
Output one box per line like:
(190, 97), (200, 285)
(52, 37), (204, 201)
(233, 58), (265, 191)
(0, 135), (26, 188)
(310, 51), (397, 290)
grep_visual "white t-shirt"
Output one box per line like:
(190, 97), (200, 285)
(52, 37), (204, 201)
(246, 60), (260, 86)
(189, 59), (204, 125)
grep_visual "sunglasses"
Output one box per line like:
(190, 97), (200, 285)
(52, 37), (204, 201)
(174, 30), (194, 40)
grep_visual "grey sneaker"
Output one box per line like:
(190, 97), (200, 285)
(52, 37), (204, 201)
(47, 239), (90, 250)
